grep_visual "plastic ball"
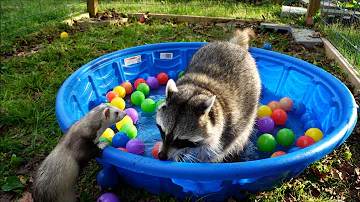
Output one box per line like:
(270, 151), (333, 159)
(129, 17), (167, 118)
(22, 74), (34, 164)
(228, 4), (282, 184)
(134, 78), (146, 88)
(279, 97), (294, 112)
(117, 147), (128, 152)
(106, 91), (119, 102)
(304, 119), (322, 131)
(115, 116), (133, 131)
(101, 128), (115, 141)
(136, 83), (150, 95)
(99, 137), (113, 147)
(126, 138), (145, 155)
(97, 167), (118, 189)
(288, 147), (301, 153)
(271, 109), (287, 125)
(110, 97), (126, 110)
(124, 108), (138, 123)
(60, 32), (68, 39)
(120, 123), (137, 139)
(152, 141), (161, 159)
(105, 103), (113, 107)
(168, 71), (178, 81)
(139, 73), (150, 80)
(276, 128), (295, 146)
(156, 99), (165, 109)
(94, 96), (109, 107)
(121, 81), (133, 94)
(305, 128), (323, 142)
(130, 91), (145, 105)
(113, 86), (126, 98)
(97, 193), (120, 202)
(257, 133), (277, 152)
(263, 43), (272, 50)
(300, 112), (317, 125)
(141, 98), (156, 113)
(291, 102), (306, 117)
(112, 132), (130, 148)
(267, 101), (281, 111)
(257, 105), (272, 119)
(146, 76), (159, 89)
(157, 72), (169, 85)
(270, 151), (286, 158)
(257, 116), (275, 133)
(178, 71), (184, 78)
(296, 136), (315, 148)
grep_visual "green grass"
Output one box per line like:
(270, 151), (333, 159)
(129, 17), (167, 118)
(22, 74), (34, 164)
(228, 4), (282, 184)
(1, 19), (359, 201)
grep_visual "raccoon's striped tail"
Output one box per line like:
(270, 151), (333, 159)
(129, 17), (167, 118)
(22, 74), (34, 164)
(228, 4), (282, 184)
(229, 28), (255, 51)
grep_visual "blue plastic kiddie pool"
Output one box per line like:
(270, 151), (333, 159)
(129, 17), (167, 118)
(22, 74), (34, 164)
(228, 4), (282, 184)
(55, 42), (358, 201)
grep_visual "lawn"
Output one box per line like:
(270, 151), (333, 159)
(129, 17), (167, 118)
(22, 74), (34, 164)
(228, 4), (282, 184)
(1, 16), (359, 201)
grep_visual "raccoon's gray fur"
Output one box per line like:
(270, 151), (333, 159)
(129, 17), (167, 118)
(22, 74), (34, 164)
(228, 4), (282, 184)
(32, 104), (126, 202)
(156, 28), (261, 163)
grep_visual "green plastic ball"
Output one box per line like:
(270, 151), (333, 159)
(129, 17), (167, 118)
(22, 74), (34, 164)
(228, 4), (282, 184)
(178, 71), (184, 78)
(257, 133), (276, 152)
(141, 98), (156, 113)
(156, 99), (165, 109)
(136, 83), (150, 95)
(276, 128), (295, 146)
(131, 91), (145, 105)
(99, 137), (113, 147)
(120, 123), (137, 139)
(105, 103), (113, 107)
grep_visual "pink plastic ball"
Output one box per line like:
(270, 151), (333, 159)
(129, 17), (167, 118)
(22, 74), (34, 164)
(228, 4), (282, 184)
(279, 97), (294, 112)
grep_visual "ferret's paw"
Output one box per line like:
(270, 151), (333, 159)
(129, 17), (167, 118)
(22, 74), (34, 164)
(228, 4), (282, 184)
(97, 141), (109, 150)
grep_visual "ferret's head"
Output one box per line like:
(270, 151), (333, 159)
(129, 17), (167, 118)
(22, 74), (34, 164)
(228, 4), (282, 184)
(155, 79), (220, 162)
(97, 104), (127, 128)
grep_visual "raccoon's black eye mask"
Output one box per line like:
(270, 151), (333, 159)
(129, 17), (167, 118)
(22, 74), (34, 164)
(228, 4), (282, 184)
(156, 124), (165, 139)
(156, 124), (197, 148)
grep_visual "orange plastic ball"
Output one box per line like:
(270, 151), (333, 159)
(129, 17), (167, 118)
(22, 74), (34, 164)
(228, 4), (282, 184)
(270, 151), (287, 158)
(106, 91), (119, 102)
(279, 97), (294, 112)
(121, 81), (133, 95)
(268, 101), (281, 111)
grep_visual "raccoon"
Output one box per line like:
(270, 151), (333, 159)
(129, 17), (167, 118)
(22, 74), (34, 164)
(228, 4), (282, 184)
(32, 104), (126, 202)
(155, 28), (261, 163)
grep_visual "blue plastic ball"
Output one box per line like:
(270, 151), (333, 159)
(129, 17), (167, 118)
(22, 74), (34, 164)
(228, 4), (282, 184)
(288, 147), (301, 153)
(291, 103), (306, 117)
(95, 96), (109, 107)
(109, 124), (118, 133)
(112, 132), (130, 148)
(97, 166), (118, 189)
(304, 119), (322, 131)
(263, 43), (272, 50)
(139, 73), (150, 80)
(300, 112), (317, 125)
(168, 71), (178, 81)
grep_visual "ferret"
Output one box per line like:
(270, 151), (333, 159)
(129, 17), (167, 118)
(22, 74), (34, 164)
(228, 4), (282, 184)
(155, 28), (261, 163)
(32, 104), (126, 202)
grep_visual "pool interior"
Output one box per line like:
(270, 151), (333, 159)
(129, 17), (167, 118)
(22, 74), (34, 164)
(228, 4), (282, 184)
(102, 83), (314, 162)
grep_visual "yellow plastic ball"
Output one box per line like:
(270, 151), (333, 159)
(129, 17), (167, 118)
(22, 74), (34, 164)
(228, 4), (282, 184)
(113, 86), (126, 98)
(116, 116), (134, 131)
(110, 97), (126, 110)
(60, 32), (69, 39)
(100, 128), (115, 141)
(257, 105), (272, 119)
(305, 128), (323, 142)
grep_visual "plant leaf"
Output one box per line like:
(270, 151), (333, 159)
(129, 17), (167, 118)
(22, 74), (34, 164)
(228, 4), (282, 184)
(1, 176), (25, 191)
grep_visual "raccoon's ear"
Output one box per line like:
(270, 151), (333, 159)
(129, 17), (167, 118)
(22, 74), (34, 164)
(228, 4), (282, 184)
(103, 108), (110, 120)
(197, 95), (216, 116)
(166, 79), (178, 99)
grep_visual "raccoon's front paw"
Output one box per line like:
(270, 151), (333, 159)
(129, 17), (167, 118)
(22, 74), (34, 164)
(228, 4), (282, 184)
(97, 141), (109, 150)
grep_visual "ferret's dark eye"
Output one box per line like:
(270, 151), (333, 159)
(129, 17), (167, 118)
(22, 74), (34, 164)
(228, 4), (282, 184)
(156, 124), (165, 139)
(173, 139), (197, 149)
(115, 112), (119, 116)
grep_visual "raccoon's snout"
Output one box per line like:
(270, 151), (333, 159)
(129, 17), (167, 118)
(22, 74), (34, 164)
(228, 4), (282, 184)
(158, 151), (168, 161)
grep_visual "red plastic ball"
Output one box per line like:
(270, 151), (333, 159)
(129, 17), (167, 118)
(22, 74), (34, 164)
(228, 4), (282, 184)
(270, 109), (288, 125)
(152, 141), (161, 159)
(106, 91), (119, 102)
(134, 78), (146, 89)
(121, 81), (133, 95)
(117, 147), (128, 152)
(270, 151), (287, 158)
(157, 72), (169, 85)
(296, 136), (315, 148)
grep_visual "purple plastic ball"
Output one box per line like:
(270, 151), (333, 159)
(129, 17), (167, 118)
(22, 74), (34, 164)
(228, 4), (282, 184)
(146, 76), (159, 89)
(97, 193), (120, 202)
(126, 138), (145, 155)
(257, 117), (275, 133)
(124, 108), (138, 124)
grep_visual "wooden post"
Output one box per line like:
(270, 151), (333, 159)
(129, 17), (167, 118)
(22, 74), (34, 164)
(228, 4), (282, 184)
(306, 0), (321, 19)
(87, 0), (98, 18)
